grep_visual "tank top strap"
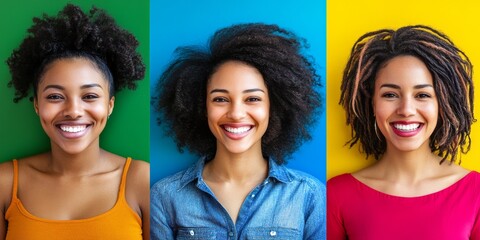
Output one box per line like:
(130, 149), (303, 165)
(118, 157), (132, 200)
(11, 159), (19, 200)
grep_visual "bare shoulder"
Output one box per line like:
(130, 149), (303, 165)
(351, 163), (379, 181)
(0, 161), (14, 179)
(0, 160), (15, 212)
(437, 162), (470, 182)
(126, 159), (149, 197)
(128, 159), (150, 182)
(0, 161), (14, 192)
(446, 163), (470, 175)
(125, 159), (149, 217)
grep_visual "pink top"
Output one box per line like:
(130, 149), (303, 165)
(327, 172), (480, 240)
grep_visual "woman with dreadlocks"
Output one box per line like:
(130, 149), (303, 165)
(327, 25), (478, 239)
(0, 4), (149, 239)
(151, 23), (325, 239)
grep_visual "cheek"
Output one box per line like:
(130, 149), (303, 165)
(252, 106), (269, 126)
(36, 103), (57, 122)
(206, 104), (219, 122)
(206, 105), (222, 133)
(423, 102), (439, 123)
(90, 103), (110, 120)
(373, 101), (390, 119)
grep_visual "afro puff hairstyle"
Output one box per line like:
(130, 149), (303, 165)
(7, 4), (145, 102)
(340, 25), (474, 163)
(154, 23), (322, 165)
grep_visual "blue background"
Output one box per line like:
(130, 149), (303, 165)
(150, 0), (326, 185)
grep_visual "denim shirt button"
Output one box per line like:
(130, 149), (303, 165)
(270, 230), (277, 236)
(189, 230), (195, 236)
(229, 231), (234, 236)
(251, 194), (255, 198)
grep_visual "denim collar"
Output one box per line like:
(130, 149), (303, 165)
(178, 156), (292, 190)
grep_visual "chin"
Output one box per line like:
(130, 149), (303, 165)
(221, 143), (254, 155)
(54, 142), (92, 155)
(391, 141), (430, 153)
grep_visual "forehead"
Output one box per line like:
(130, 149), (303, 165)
(208, 61), (267, 90)
(39, 58), (108, 88)
(375, 55), (433, 87)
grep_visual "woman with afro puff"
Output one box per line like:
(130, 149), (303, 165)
(151, 23), (325, 239)
(0, 4), (149, 239)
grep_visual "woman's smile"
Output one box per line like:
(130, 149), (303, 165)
(207, 61), (270, 155)
(35, 58), (114, 154)
(221, 124), (254, 140)
(56, 122), (92, 139)
(373, 55), (438, 153)
(390, 121), (423, 137)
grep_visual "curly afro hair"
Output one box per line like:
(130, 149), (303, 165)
(7, 4), (145, 102)
(340, 25), (474, 163)
(154, 23), (322, 165)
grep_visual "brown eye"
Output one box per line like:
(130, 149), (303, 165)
(381, 93), (397, 98)
(416, 93), (431, 99)
(246, 97), (261, 102)
(83, 94), (99, 100)
(46, 94), (64, 100)
(213, 97), (228, 102)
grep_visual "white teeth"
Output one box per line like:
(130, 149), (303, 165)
(60, 125), (87, 133)
(224, 126), (251, 134)
(393, 123), (420, 132)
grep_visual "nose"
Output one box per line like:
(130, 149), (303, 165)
(227, 102), (246, 120)
(396, 97), (416, 117)
(63, 98), (83, 119)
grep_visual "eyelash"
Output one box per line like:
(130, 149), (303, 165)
(212, 97), (262, 103)
(212, 97), (228, 102)
(246, 97), (261, 102)
(83, 94), (99, 100)
(46, 94), (64, 100)
(381, 93), (397, 98)
(381, 93), (432, 99)
(45, 94), (99, 101)
(416, 93), (431, 98)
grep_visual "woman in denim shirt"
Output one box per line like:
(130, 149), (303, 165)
(151, 23), (325, 239)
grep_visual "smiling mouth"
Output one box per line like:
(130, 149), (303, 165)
(59, 125), (88, 133)
(392, 123), (421, 132)
(223, 125), (252, 134)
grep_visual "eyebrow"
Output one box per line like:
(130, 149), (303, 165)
(380, 84), (433, 89)
(209, 88), (265, 94)
(80, 83), (103, 89)
(43, 83), (103, 92)
(43, 85), (64, 92)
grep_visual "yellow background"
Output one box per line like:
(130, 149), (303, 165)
(327, 0), (480, 179)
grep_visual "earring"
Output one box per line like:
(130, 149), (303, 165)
(374, 121), (382, 140)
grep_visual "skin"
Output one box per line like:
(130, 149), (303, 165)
(353, 55), (468, 197)
(203, 61), (270, 223)
(0, 58), (149, 240)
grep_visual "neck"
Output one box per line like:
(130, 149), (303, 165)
(205, 143), (268, 183)
(48, 139), (105, 175)
(377, 143), (442, 183)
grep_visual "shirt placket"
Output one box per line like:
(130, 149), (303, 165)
(235, 178), (271, 239)
(196, 178), (239, 239)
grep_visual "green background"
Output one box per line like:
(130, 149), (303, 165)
(0, 0), (150, 162)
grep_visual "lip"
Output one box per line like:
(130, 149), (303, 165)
(55, 121), (92, 139)
(390, 121), (423, 137)
(221, 123), (253, 140)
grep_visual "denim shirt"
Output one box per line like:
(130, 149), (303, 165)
(151, 157), (326, 240)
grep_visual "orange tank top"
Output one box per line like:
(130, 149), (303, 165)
(5, 158), (143, 240)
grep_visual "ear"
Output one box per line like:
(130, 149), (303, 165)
(34, 97), (39, 115)
(108, 96), (115, 117)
